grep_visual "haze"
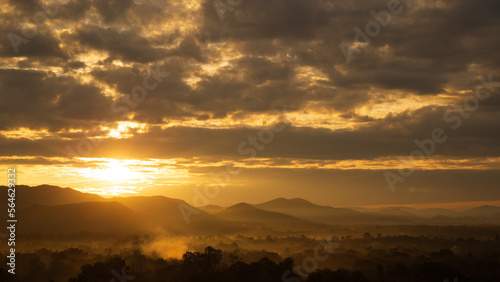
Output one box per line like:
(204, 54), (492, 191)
(1, 0), (500, 208)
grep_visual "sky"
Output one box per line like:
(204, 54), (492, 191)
(0, 0), (499, 207)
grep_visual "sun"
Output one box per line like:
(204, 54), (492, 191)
(94, 160), (136, 182)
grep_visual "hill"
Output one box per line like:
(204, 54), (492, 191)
(462, 205), (500, 217)
(215, 203), (323, 231)
(255, 198), (370, 224)
(0, 185), (105, 209)
(365, 208), (423, 224)
(17, 201), (155, 235)
(111, 196), (237, 234)
(198, 204), (224, 214)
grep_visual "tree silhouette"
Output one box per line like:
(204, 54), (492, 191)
(69, 257), (131, 282)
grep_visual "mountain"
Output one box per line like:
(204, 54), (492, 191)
(351, 206), (460, 218)
(0, 186), (238, 235)
(255, 198), (369, 224)
(198, 204), (224, 214)
(489, 212), (500, 221)
(17, 201), (155, 235)
(215, 203), (323, 231)
(5, 185), (500, 235)
(365, 208), (423, 224)
(410, 208), (460, 218)
(0, 185), (105, 209)
(112, 195), (205, 222)
(111, 196), (236, 234)
(428, 215), (478, 224)
(462, 206), (500, 217)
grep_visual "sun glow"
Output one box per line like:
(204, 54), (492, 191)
(80, 160), (144, 182)
(100, 161), (133, 181)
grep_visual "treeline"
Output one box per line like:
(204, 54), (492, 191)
(1, 233), (500, 281)
(69, 246), (368, 282)
(0, 246), (363, 282)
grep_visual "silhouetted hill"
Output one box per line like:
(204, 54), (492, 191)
(17, 201), (155, 235)
(4, 185), (500, 235)
(255, 198), (369, 224)
(111, 196), (237, 234)
(428, 215), (478, 224)
(112, 195), (203, 222)
(0, 186), (239, 235)
(463, 205), (500, 217)
(366, 208), (423, 224)
(490, 212), (500, 221)
(0, 185), (104, 209)
(410, 208), (460, 218)
(351, 206), (461, 218)
(198, 204), (224, 214)
(216, 203), (323, 231)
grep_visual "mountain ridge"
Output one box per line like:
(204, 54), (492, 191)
(3, 185), (500, 234)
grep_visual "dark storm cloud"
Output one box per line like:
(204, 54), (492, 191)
(88, 58), (303, 121)
(63, 60), (86, 71)
(7, 0), (130, 22)
(0, 0), (499, 164)
(199, 0), (500, 96)
(0, 156), (72, 165)
(57, 0), (93, 20)
(7, 0), (41, 13)
(93, 0), (134, 23)
(386, 0), (500, 65)
(185, 72), (303, 116)
(168, 37), (205, 62)
(201, 0), (332, 40)
(235, 57), (293, 83)
(2, 101), (499, 160)
(331, 51), (448, 95)
(330, 0), (500, 95)
(74, 25), (166, 62)
(90, 61), (199, 122)
(0, 69), (116, 131)
(1, 27), (67, 58)
(107, 103), (497, 160)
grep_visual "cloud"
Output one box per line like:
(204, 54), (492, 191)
(74, 25), (166, 62)
(1, 102), (499, 161)
(0, 69), (115, 131)
(0, 0), (499, 203)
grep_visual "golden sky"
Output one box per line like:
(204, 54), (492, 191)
(1, 0), (499, 206)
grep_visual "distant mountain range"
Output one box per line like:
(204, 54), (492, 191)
(2, 185), (500, 236)
(215, 202), (325, 230)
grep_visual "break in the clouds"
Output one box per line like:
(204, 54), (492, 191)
(0, 0), (499, 205)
